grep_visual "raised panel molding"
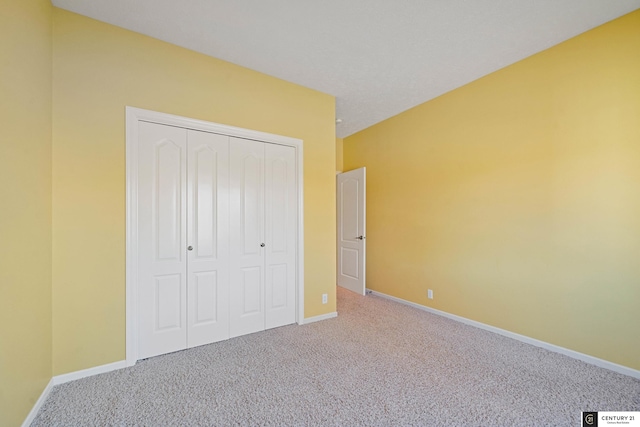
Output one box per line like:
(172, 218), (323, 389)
(242, 266), (262, 315)
(269, 158), (288, 254)
(195, 146), (217, 259)
(194, 271), (217, 324)
(340, 248), (359, 279)
(155, 140), (183, 261)
(155, 274), (182, 331)
(340, 179), (359, 242)
(242, 154), (261, 256)
(269, 264), (288, 308)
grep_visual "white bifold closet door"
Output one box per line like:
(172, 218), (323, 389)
(263, 142), (297, 330)
(137, 122), (296, 360)
(138, 122), (230, 359)
(229, 138), (297, 338)
(186, 130), (230, 348)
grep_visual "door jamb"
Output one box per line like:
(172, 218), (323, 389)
(125, 106), (305, 366)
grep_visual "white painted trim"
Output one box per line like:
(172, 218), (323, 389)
(126, 107), (302, 146)
(125, 107), (139, 367)
(21, 378), (54, 427)
(301, 312), (337, 325)
(296, 140), (305, 325)
(126, 106), (305, 365)
(21, 360), (127, 426)
(53, 360), (128, 385)
(368, 289), (640, 379)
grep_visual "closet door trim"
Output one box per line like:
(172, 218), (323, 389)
(125, 106), (304, 366)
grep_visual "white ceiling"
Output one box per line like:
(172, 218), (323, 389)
(52, 0), (640, 138)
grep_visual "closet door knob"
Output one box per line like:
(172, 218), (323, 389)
(260, 243), (265, 247)
(187, 246), (193, 251)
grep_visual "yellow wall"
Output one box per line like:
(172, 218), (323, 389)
(344, 10), (640, 370)
(336, 137), (344, 172)
(52, 9), (336, 375)
(0, 0), (53, 425)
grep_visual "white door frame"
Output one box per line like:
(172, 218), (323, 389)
(125, 106), (304, 366)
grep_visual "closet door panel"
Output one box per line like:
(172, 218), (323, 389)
(138, 122), (188, 359)
(186, 130), (230, 347)
(265, 144), (297, 329)
(229, 137), (265, 338)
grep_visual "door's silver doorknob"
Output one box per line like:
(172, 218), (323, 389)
(356, 236), (365, 240)
(187, 246), (193, 251)
(260, 243), (266, 247)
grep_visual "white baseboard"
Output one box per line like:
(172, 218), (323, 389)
(301, 311), (338, 325)
(53, 360), (128, 385)
(21, 378), (54, 427)
(368, 289), (640, 380)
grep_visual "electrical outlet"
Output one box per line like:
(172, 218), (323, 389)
(428, 289), (433, 300)
(322, 293), (328, 304)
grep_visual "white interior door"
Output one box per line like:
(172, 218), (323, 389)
(186, 130), (230, 348)
(138, 122), (188, 359)
(229, 137), (265, 338)
(265, 143), (297, 329)
(337, 167), (366, 295)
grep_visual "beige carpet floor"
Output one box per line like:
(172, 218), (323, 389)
(33, 287), (639, 426)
